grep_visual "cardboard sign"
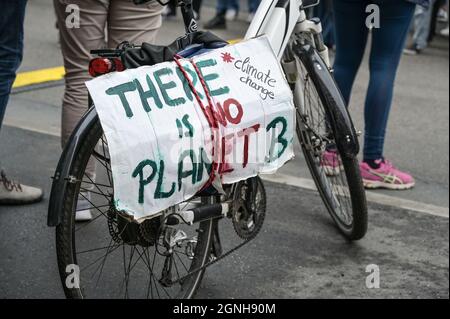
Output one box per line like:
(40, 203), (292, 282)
(86, 37), (295, 222)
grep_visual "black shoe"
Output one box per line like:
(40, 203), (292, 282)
(204, 14), (227, 30)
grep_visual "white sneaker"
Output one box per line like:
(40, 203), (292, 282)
(0, 170), (43, 205)
(226, 9), (238, 21)
(438, 8), (448, 23)
(76, 192), (93, 222)
(441, 27), (449, 37)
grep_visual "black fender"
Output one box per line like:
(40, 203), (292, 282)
(47, 106), (99, 227)
(292, 43), (360, 158)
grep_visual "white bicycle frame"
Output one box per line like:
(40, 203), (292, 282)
(244, 0), (331, 122)
(245, 0), (330, 66)
(152, 1), (334, 227)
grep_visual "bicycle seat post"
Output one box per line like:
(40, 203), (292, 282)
(178, 0), (198, 35)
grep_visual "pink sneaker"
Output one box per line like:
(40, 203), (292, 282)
(360, 159), (415, 190)
(321, 150), (343, 176)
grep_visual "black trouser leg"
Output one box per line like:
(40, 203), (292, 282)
(193, 0), (202, 14)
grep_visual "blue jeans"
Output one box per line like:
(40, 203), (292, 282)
(0, 0), (27, 131)
(217, 0), (260, 14)
(333, 0), (415, 161)
(313, 0), (335, 47)
(412, 0), (436, 49)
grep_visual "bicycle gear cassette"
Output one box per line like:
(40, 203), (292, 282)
(232, 177), (267, 240)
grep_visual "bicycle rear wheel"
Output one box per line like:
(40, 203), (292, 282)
(55, 114), (214, 299)
(293, 48), (368, 240)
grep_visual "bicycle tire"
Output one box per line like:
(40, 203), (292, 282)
(293, 48), (368, 241)
(55, 115), (214, 299)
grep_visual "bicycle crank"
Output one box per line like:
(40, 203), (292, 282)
(232, 177), (267, 240)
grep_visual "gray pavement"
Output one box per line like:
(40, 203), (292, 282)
(0, 0), (448, 299)
(0, 125), (448, 299)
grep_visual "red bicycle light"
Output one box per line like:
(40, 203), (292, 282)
(89, 58), (112, 77)
(89, 57), (126, 77)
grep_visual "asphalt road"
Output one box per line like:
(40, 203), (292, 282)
(0, 0), (448, 299)
(0, 125), (448, 299)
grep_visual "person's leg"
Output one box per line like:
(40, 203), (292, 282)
(54, 0), (109, 147)
(364, 1), (415, 161)
(429, 0), (445, 42)
(193, 0), (202, 16)
(358, 1), (416, 190)
(229, 0), (240, 11)
(314, 0), (335, 47)
(169, 0), (176, 11)
(248, 0), (260, 14)
(332, 0), (369, 106)
(205, 0), (228, 29)
(322, 0), (367, 174)
(216, 0), (228, 15)
(57, 0), (160, 145)
(162, 0), (177, 18)
(224, 0), (240, 21)
(412, 0), (436, 51)
(107, 0), (163, 48)
(0, 0), (44, 204)
(441, 0), (450, 36)
(0, 0), (27, 130)
(54, 0), (109, 219)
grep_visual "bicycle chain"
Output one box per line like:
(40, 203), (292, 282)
(169, 235), (255, 286)
(107, 210), (122, 244)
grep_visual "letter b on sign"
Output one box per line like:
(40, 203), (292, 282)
(365, 264), (380, 289)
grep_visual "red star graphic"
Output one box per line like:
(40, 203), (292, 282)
(221, 52), (235, 63)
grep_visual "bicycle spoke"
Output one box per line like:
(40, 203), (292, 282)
(84, 173), (110, 200)
(92, 237), (116, 286)
(80, 180), (112, 189)
(80, 242), (122, 273)
(77, 244), (116, 255)
(144, 248), (154, 299)
(76, 204), (110, 213)
(173, 250), (189, 272)
(79, 187), (112, 199)
(78, 192), (111, 221)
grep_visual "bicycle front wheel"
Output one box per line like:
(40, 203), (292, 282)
(294, 48), (368, 241)
(54, 112), (214, 299)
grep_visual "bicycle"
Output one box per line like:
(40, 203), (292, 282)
(48, 0), (368, 299)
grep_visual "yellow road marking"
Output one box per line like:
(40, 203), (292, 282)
(12, 39), (242, 89)
(12, 66), (65, 89)
(228, 38), (242, 44)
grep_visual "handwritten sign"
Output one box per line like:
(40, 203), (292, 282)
(86, 37), (295, 222)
